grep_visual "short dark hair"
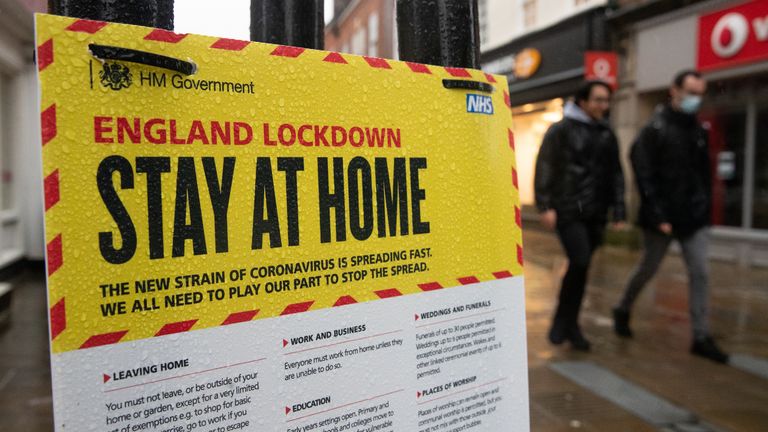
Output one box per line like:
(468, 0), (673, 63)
(673, 69), (702, 88)
(574, 80), (612, 105)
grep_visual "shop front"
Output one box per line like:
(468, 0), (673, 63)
(481, 7), (610, 212)
(632, 0), (768, 266)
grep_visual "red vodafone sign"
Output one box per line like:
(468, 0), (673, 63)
(584, 51), (618, 89)
(697, 0), (768, 71)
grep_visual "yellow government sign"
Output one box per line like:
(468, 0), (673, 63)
(36, 14), (522, 354)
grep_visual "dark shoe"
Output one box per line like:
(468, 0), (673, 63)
(548, 319), (566, 345)
(566, 327), (591, 351)
(691, 336), (729, 364)
(612, 307), (633, 338)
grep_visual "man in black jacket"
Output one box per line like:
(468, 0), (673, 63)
(613, 70), (729, 364)
(535, 80), (625, 351)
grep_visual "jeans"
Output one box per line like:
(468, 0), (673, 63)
(553, 221), (604, 330)
(617, 227), (710, 339)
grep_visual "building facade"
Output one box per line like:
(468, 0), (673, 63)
(479, 0), (609, 51)
(612, 0), (768, 266)
(480, 1), (612, 211)
(482, 0), (768, 266)
(324, 0), (397, 59)
(0, 0), (47, 274)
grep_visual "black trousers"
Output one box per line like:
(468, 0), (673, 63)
(553, 220), (605, 330)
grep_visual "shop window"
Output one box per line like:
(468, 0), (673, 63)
(478, 0), (489, 46)
(368, 13), (378, 58)
(523, 0), (536, 29)
(391, 9), (399, 60)
(753, 106), (768, 229)
(705, 109), (746, 227)
(511, 99), (564, 207)
(0, 75), (8, 211)
(351, 27), (366, 55)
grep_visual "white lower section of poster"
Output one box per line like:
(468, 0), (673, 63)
(51, 278), (529, 432)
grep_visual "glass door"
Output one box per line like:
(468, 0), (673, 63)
(753, 90), (768, 229)
(702, 108), (746, 227)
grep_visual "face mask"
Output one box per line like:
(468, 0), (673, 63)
(680, 95), (702, 114)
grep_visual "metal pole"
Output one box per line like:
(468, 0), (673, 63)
(396, 0), (442, 66)
(397, 0), (480, 68)
(48, 0), (173, 30)
(48, 0), (100, 22)
(437, 0), (480, 68)
(156, 0), (175, 31)
(250, 0), (324, 49)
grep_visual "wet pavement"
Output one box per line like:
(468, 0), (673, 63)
(0, 267), (53, 431)
(0, 227), (767, 431)
(525, 227), (768, 432)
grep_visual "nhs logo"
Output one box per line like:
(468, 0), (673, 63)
(466, 94), (494, 114)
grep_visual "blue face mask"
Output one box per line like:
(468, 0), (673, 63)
(680, 95), (702, 114)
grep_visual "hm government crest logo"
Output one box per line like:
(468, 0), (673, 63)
(99, 62), (132, 90)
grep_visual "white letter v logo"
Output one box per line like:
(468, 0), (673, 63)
(753, 15), (768, 41)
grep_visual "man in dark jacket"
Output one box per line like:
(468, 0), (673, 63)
(535, 80), (625, 351)
(613, 70), (728, 364)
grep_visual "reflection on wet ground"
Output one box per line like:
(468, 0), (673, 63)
(525, 228), (768, 431)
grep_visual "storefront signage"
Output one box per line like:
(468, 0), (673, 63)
(584, 51), (618, 89)
(482, 48), (541, 81)
(514, 48), (542, 79)
(35, 14), (529, 432)
(698, 0), (768, 71)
